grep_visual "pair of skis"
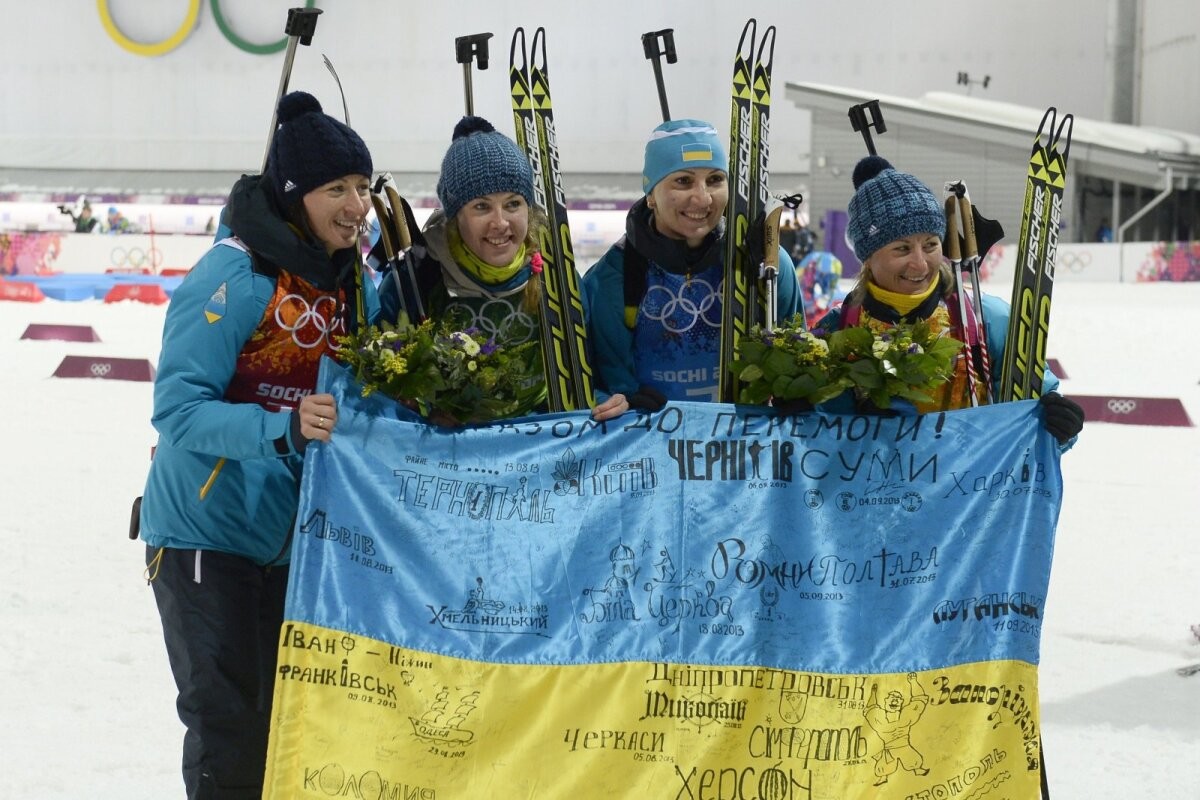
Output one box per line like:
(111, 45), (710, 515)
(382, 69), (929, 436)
(508, 27), (595, 412)
(998, 108), (1074, 402)
(717, 18), (779, 403)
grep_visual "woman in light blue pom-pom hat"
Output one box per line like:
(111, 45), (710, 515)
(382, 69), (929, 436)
(582, 118), (801, 409)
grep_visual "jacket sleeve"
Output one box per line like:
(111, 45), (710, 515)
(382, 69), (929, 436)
(582, 246), (640, 397)
(151, 247), (294, 460)
(775, 246), (801, 322)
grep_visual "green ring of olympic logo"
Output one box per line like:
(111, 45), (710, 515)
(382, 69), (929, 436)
(97, 0), (317, 57)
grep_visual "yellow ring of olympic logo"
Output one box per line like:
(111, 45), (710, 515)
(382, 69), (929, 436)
(96, 0), (201, 58)
(97, 0), (317, 57)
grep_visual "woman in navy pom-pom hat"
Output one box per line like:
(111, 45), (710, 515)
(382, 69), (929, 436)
(139, 90), (381, 798)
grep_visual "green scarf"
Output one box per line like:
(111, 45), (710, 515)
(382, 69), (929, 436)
(448, 224), (528, 284)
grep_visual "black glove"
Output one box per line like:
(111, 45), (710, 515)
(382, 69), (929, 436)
(628, 385), (667, 413)
(1039, 392), (1085, 443)
(773, 397), (813, 416)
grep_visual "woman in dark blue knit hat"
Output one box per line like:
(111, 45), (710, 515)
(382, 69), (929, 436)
(582, 118), (801, 408)
(813, 156), (1083, 444)
(139, 90), (380, 798)
(377, 115), (628, 422)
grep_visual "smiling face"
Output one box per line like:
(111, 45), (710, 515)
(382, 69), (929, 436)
(301, 173), (371, 255)
(647, 168), (728, 248)
(864, 233), (944, 294)
(455, 192), (530, 267)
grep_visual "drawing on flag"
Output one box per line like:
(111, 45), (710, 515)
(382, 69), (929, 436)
(264, 359), (1061, 799)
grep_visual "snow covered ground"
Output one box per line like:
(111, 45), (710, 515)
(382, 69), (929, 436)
(1, 280), (1197, 799)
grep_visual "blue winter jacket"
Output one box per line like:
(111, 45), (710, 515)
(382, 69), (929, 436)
(139, 175), (380, 565)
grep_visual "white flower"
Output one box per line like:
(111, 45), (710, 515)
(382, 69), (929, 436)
(451, 332), (481, 356)
(872, 339), (891, 358)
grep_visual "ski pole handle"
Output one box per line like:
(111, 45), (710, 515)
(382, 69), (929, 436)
(261, 6), (323, 174)
(641, 29), (677, 123)
(957, 191), (978, 261)
(943, 195), (962, 264)
(847, 99), (886, 156)
(761, 206), (784, 332)
(455, 32), (494, 116)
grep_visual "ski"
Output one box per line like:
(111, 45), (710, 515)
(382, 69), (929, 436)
(999, 108), (1073, 402)
(748, 24), (776, 329)
(717, 19), (759, 403)
(509, 27), (595, 412)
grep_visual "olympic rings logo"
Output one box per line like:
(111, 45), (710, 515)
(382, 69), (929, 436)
(1057, 251), (1093, 273)
(275, 293), (344, 350)
(442, 298), (538, 345)
(111, 246), (164, 270)
(1106, 399), (1138, 415)
(641, 279), (722, 333)
(97, 0), (317, 57)
(90, 362), (113, 377)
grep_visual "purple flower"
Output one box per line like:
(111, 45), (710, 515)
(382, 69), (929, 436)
(480, 338), (498, 356)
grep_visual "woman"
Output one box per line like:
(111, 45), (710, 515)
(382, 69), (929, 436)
(583, 118), (800, 407)
(139, 91), (378, 798)
(814, 155), (1083, 443)
(378, 115), (627, 422)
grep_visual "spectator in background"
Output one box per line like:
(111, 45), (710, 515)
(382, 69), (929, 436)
(106, 206), (135, 234)
(1094, 217), (1113, 243)
(779, 218), (797, 261)
(65, 201), (100, 233)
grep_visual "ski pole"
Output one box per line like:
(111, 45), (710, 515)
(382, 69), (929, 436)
(322, 54), (349, 125)
(847, 99), (886, 156)
(455, 32), (493, 115)
(261, 6), (323, 173)
(760, 193), (802, 332)
(641, 29), (677, 123)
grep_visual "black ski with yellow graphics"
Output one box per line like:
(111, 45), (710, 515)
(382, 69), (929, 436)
(717, 19), (761, 403)
(748, 24), (777, 327)
(509, 27), (595, 412)
(998, 108), (1073, 402)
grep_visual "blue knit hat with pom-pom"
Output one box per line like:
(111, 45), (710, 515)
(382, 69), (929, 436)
(846, 156), (944, 262)
(268, 91), (372, 201)
(436, 116), (534, 219)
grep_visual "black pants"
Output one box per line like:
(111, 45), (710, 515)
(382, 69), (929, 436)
(148, 546), (289, 799)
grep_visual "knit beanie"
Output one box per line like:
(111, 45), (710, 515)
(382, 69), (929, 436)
(436, 116), (534, 219)
(846, 156), (945, 262)
(269, 91), (373, 202)
(642, 119), (728, 194)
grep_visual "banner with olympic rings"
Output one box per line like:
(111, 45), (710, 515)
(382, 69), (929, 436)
(263, 360), (1063, 799)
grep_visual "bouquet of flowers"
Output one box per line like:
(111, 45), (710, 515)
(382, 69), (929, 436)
(731, 314), (963, 410)
(730, 315), (851, 406)
(337, 319), (544, 424)
(828, 320), (964, 409)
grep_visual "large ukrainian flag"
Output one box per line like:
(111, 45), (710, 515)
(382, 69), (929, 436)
(264, 361), (1061, 799)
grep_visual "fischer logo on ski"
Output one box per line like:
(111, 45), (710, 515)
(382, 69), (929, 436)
(718, 19), (776, 403)
(999, 108), (1073, 402)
